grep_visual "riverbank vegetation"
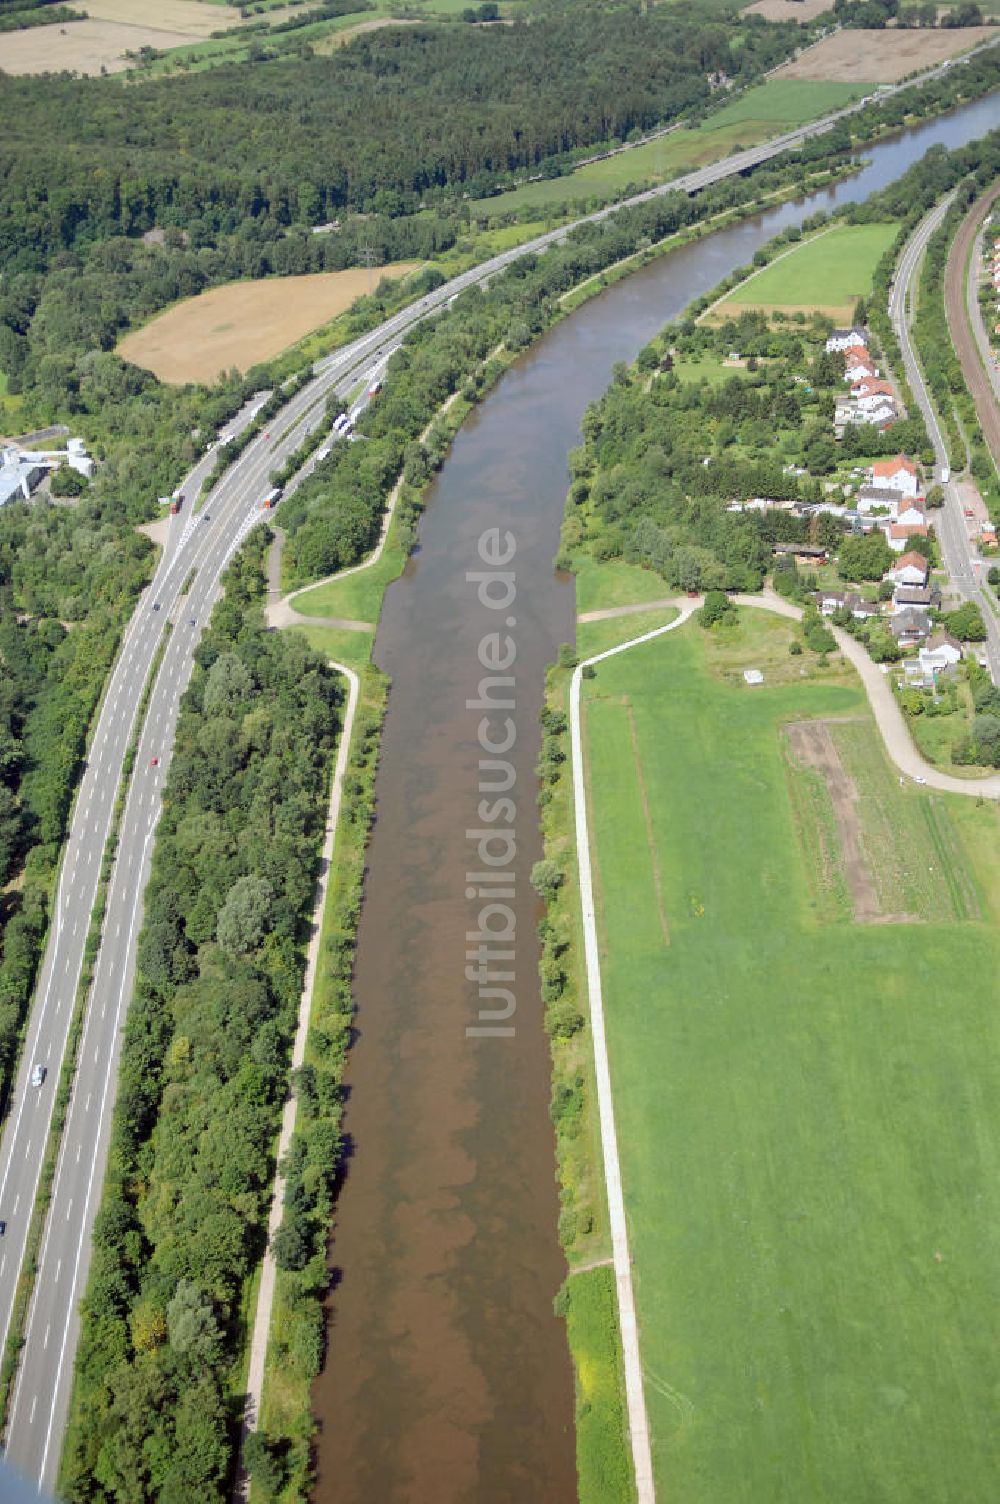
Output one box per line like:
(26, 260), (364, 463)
(253, 639), (384, 1500)
(60, 539), (345, 1502)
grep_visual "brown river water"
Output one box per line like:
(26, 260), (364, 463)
(311, 93), (1000, 1504)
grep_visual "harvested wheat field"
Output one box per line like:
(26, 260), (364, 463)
(772, 25), (997, 83)
(0, 20), (199, 75)
(744, 0), (833, 22)
(80, 0), (242, 34)
(117, 266), (420, 385)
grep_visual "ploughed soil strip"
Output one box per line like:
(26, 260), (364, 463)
(787, 717), (902, 924)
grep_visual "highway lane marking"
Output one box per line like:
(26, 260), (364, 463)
(43, 1323), (50, 1350)
(36, 824), (158, 1484)
(65, 1199), (72, 1221)
(13, 1195), (19, 1215)
(30, 1395), (36, 1424)
(55, 1258), (60, 1282)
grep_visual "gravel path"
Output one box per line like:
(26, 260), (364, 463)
(234, 661), (361, 1500)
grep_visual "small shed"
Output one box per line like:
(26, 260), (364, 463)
(743, 669), (764, 686)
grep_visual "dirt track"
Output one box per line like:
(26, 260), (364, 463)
(944, 184), (1000, 475)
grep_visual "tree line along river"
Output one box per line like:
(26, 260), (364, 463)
(310, 90), (1000, 1504)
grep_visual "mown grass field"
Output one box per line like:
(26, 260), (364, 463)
(471, 80), (866, 218)
(721, 221), (899, 314)
(580, 610), (1000, 1502)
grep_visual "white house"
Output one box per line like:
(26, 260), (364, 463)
(856, 484), (903, 516)
(886, 550), (929, 587)
(904, 633), (962, 686)
(871, 455), (919, 497)
(885, 520), (929, 554)
(826, 328), (869, 353)
(895, 499), (927, 528)
(844, 354), (878, 383)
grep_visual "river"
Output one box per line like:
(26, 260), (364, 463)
(311, 90), (1000, 1504)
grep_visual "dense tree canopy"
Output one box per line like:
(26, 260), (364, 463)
(0, 10), (800, 271)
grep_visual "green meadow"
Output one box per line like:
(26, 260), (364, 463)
(580, 610), (1000, 1502)
(472, 80), (866, 218)
(724, 221), (900, 309)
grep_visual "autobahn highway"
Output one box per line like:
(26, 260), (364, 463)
(0, 343), (385, 1492)
(1, 52), (998, 1492)
(889, 197), (1000, 685)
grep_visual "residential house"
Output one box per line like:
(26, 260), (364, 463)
(895, 499), (927, 528)
(843, 353), (878, 383)
(871, 455), (919, 497)
(886, 550), (930, 587)
(816, 589), (848, 615)
(904, 632), (962, 686)
(845, 592), (881, 620)
(892, 583), (938, 610)
(773, 543), (828, 562)
(851, 377), (895, 400)
(885, 520), (929, 553)
(890, 606), (932, 645)
(826, 328), (869, 353)
(856, 484), (904, 516)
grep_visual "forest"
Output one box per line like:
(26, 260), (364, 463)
(60, 539), (344, 1502)
(0, 7), (800, 271)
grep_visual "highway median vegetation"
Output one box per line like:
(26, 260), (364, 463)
(60, 537), (345, 1503)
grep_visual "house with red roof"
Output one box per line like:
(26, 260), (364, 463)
(886, 550), (930, 587)
(871, 455), (919, 498)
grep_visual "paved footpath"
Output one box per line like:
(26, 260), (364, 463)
(578, 591), (1000, 798)
(233, 659), (360, 1500)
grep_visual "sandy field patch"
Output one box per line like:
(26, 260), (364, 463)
(771, 25), (997, 82)
(78, 0), (241, 35)
(708, 298), (855, 323)
(0, 19), (200, 74)
(314, 15), (419, 50)
(744, 0), (833, 22)
(117, 265), (420, 385)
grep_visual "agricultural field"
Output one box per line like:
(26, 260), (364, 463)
(116, 264), (419, 384)
(712, 221), (899, 322)
(580, 607), (1000, 1502)
(0, 18), (200, 75)
(82, 0), (242, 33)
(471, 79), (867, 219)
(744, 0), (833, 19)
(772, 25), (998, 83)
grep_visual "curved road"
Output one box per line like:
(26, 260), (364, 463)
(1, 54), (998, 1491)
